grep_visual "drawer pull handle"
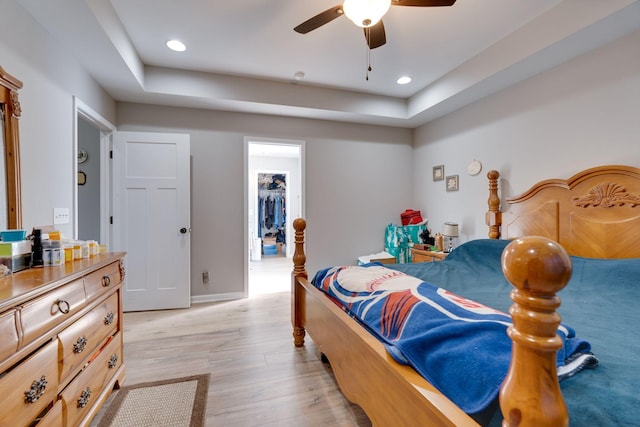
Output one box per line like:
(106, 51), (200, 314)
(108, 354), (118, 369)
(74, 336), (88, 353)
(24, 375), (48, 403)
(104, 312), (115, 325)
(55, 299), (71, 314)
(77, 387), (92, 408)
(102, 275), (111, 287)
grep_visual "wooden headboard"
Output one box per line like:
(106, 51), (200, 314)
(487, 165), (640, 259)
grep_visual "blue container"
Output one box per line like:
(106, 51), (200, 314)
(263, 244), (277, 255)
(0, 229), (27, 242)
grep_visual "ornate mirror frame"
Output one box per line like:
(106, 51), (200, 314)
(0, 66), (23, 229)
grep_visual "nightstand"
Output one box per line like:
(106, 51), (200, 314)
(411, 248), (448, 263)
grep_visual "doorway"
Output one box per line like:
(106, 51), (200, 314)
(74, 97), (115, 246)
(77, 116), (100, 240)
(246, 139), (304, 296)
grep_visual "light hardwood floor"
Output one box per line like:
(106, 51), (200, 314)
(92, 256), (371, 427)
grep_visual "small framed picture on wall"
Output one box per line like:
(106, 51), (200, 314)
(433, 165), (444, 181)
(446, 175), (459, 192)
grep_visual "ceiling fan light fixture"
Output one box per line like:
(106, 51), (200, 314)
(343, 0), (391, 28)
(166, 39), (186, 52)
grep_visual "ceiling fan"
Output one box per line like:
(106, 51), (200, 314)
(294, 0), (457, 50)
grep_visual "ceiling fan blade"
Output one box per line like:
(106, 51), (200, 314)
(364, 21), (386, 49)
(391, 0), (456, 6)
(294, 5), (344, 34)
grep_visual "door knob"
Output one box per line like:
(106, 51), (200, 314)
(180, 228), (188, 234)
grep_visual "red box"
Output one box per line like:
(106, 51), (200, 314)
(400, 209), (423, 226)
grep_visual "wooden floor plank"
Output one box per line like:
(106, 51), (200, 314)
(92, 290), (371, 426)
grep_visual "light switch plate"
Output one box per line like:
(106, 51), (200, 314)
(53, 208), (70, 225)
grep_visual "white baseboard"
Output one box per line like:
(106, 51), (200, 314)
(191, 292), (246, 304)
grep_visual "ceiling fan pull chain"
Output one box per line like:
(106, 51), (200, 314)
(366, 28), (372, 81)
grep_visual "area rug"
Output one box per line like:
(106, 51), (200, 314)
(97, 374), (210, 427)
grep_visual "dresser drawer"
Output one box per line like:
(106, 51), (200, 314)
(100, 332), (124, 380)
(33, 399), (63, 427)
(60, 332), (123, 427)
(58, 292), (119, 384)
(0, 309), (19, 363)
(20, 279), (86, 347)
(84, 261), (122, 301)
(0, 340), (59, 427)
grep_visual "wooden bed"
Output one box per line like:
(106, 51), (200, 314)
(291, 164), (640, 427)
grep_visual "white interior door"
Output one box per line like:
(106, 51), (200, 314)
(113, 131), (191, 311)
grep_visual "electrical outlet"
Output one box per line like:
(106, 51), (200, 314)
(53, 208), (70, 225)
(202, 271), (209, 284)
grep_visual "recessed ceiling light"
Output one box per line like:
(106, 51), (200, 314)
(397, 76), (412, 85)
(166, 40), (186, 52)
(294, 71), (305, 81)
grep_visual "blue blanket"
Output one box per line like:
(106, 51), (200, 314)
(313, 257), (596, 416)
(388, 239), (640, 426)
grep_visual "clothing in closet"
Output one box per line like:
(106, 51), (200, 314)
(257, 173), (286, 243)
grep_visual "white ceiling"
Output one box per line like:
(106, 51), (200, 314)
(16, 0), (640, 128)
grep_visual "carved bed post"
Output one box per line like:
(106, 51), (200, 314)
(292, 218), (307, 347)
(500, 236), (572, 427)
(486, 170), (501, 239)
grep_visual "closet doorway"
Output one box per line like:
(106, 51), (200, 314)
(247, 139), (304, 296)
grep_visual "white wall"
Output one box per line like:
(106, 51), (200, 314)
(116, 103), (414, 297)
(0, 0), (116, 237)
(413, 28), (640, 244)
